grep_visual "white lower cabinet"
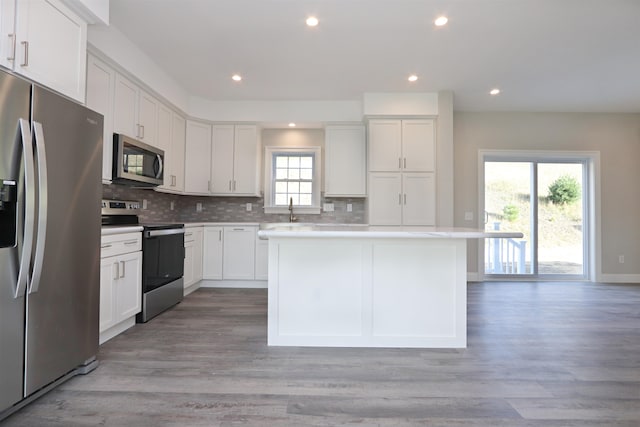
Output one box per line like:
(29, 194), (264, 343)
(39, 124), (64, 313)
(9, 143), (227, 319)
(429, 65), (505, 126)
(183, 227), (203, 291)
(203, 227), (223, 279)
(99, 231), (142, 344)
(223, 226), (255, 280)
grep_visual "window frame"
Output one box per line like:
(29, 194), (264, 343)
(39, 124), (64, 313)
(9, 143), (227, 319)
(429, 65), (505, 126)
(263, 146), (322, 214)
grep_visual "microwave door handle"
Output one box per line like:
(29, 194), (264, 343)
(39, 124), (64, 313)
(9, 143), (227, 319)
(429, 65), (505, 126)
(28, 121), (48, 294)
(15, 119), (35, 298)
(154, 153), (163, 179)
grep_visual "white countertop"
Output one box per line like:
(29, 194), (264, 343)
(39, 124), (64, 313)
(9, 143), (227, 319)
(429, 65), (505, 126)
(257, 224), (523, 239)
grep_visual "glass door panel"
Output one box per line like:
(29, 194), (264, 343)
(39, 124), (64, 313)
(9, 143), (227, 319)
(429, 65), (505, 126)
(484, 162), (533, 275)
(537, 163), (584, 275)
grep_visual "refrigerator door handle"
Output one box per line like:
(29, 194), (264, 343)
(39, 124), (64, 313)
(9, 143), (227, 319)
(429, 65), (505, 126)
(28, 121), (48, 294)
(15, 119), (35, 298)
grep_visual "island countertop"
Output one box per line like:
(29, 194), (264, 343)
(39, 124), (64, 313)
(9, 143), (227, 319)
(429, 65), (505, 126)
(258, 224), (523, 239)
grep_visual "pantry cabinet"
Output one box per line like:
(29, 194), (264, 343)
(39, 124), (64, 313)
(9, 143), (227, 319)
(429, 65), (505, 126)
(325, 125), (366, 197)
(4, 0), (87, 102)
(368, 119), (436, 225)
(210, 124), (260, 196)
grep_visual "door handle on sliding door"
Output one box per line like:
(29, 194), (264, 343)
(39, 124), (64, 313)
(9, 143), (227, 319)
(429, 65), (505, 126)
(15, 119), (35, 298)
(28, 122), (48, 294)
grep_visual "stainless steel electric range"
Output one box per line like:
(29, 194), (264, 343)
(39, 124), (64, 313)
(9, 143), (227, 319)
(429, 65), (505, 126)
(101, 199), (185, 322)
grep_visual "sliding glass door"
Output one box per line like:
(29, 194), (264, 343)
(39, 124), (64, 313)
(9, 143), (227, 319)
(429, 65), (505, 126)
(483, 157), (586, 278)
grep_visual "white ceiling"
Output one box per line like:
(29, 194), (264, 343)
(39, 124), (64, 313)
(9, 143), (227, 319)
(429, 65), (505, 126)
(109, 0), (640, 112)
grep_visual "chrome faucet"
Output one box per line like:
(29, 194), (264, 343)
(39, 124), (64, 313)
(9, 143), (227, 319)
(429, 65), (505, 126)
(288, 197), (297, 223)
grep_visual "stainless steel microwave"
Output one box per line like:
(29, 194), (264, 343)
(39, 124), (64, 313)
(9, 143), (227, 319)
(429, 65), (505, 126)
(112, 133), (164, 186)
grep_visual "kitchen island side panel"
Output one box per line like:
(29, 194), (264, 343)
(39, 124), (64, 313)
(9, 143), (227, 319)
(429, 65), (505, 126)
(267, 237), (466, 348)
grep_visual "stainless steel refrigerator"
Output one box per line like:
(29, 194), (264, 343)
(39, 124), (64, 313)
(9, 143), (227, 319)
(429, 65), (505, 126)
(0, 69), (103, 419)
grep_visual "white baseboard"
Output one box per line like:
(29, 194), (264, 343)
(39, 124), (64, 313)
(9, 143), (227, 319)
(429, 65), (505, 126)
(183, 282), (201, 296)
(467, 272), (480, 282)
(200, 279), (268, 289)
(597, 274), (640, 284)
(99, 316), (136, 345)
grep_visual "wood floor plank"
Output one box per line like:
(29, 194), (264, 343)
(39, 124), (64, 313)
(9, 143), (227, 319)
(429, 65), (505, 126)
(3, 282), (640, 426)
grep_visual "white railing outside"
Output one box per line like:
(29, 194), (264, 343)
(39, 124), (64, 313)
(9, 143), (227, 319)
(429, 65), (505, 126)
(485, 222), (527, 274)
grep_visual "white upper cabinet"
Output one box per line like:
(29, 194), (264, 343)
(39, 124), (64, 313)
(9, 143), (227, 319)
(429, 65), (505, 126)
(11, 0), (87, 102)
(184, 120), (212, 194)
(325, 125), (366, 197)
(210, 124), (260, 196)
(369, 119), (435, 172)
(164, 112), (186, 192)
(113, 72), (159, 147)
(85, 53), (114, 183)
(0, 0), (16, 70)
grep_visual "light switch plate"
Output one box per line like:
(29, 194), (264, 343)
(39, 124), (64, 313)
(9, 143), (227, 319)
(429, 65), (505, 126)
(170, 201), (175, 211)
(196, 202), (203, 212)
(347, 203), (353, 212)
(142, 199), (148, 210)
(246, 203), (252, 212)
(464, 211), (474, 221)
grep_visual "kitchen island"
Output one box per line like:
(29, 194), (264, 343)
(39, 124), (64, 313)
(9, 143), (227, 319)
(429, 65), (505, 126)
(258, 224), (522, 348)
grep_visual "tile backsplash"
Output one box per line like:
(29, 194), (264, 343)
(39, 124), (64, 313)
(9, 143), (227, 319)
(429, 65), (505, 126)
(102, 184), (367, 224)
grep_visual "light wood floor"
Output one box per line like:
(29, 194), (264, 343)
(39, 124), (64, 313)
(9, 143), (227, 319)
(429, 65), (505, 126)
(4, 282), (640, 426)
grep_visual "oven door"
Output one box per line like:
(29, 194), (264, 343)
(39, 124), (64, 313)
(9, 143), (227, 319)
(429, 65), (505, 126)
(142, 229), (185, 293)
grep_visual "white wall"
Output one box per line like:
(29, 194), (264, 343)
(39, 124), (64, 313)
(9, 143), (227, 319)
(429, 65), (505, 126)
(88, 24), (189, 112)
(454, 112), (640, 280)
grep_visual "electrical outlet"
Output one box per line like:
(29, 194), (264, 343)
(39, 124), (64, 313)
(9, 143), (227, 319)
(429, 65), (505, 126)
(196, 202), (203, 212)
(464, 211), (474, 221)
(323, 203), (334, 212)
(619, 255), (625, 264)
(347, 203), (353, 212)
(142, 199), (148, 210)
(170, 201), (175, 211)
(246, 203), (252, 212)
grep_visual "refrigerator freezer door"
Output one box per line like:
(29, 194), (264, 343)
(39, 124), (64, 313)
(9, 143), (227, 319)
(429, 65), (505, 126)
(24, 86), (103, 396)
(0, 71), (32, 412)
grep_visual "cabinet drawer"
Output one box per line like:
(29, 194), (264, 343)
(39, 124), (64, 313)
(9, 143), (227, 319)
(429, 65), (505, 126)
(101, 232), (142, 258)
(184, 228), (202, 243)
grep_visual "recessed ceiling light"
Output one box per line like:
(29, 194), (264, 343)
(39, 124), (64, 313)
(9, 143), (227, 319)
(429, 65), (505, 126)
(288, 123), (296, 127)
(434, 16), (448, 26)
(232, 74), (242, 82)
(408, 75), (418, 82)
(306, 16), (319, 27)
(489, 88), (501, 96)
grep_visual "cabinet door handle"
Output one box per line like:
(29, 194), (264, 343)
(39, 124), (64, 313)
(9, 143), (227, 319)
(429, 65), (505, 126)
(185, 232), (193, 237)
(229, 180), (232, 191)
(172, 175), (176, 186)
(398, 194), (402, 205)
(207, 180), (211, 192)
(218, 230), (222, 241)
(398, 158), (402, 169)
(233, 228), (245, 231)
(232, 180), (236, 191)
(124, 240), (138, 246)
(20, 41), (28, 66)
(113, 261), (119, 278)
(404, 158), (407, 169)
(101, 244), (112, 249)
(136, 124), (141, 138)
(7, 34), (15, 61)
(140, 125), (145, 139)
(404, 194), (407, 205)
(120, 261), (125, 278)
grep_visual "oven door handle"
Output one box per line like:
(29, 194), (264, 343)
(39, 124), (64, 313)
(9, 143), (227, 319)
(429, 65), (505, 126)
(145, 228), (185, 238)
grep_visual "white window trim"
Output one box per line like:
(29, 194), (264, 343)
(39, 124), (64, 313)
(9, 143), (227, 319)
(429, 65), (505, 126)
(264, 146), (322, 214)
